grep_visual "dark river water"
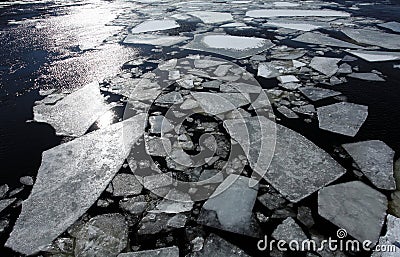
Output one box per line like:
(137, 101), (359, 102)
(0, 1), (400, 255)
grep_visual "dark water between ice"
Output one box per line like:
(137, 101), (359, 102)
(0, 0), (400, 255)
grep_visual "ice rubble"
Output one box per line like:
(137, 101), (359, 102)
(224, 117), (345, 203)
(33, 82), (110, 137)
(318, 181), (388, 245)
(183, 34), (274, 59)
(246, 9), (350, 18)
(317, 102), (368, 137)
(343, 140), (396, 190)
(272, 217), (308, 243)
(130, 19), (179, 34)
(5, 114), (146, 255)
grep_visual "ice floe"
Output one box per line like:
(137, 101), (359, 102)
(346, 50), (400, 62)
(317, 102), (368, 137)
(343, 140), (396, 190)
(124, 34), (189, 46)
(224, 117), (345, 202)
(378, 21), (400, 33)
(183, 34), (274, 59)
(33, 82), (110, 137)
(246, 9), (350, 18)
(309, 57), (341, 77)
(6, 114), (146, 255)
(130, 19), (179, 34)
(342, 28), (400, 50)
(188, 11), (233, 24)
(318, 181), (387, 245)
(293, 32), (361, 49)
(299, 86), (341, 102)
(372, 215), (400, 257)
(348, 72), (385, 81)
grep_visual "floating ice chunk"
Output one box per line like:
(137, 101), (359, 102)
(293, 32), (361, 49)
(74, 214), (128, 257)
(317, 102), (368, 137)
(318, 181), (387, 245)
(277, 75), (299, 83)
(191, 234), (250, 257)
(342, 28), (400, 50)
(149, 116), (174, 134)
(378, 21), (400, 33)
(267, 21), (327, 31)
(309, 57), (341, 77)
(257, 63), (281, 78)
(343, 140), (396, 190)
(194, 59), (227, 69)
(272, 217), (308, 243)
(124, 34), (189, 46)
(33, 82), (110, 137)
(299, 86), (341, 102)
(149, 189), (194, 214)
(191, 92), (250, 115)
(346, 50), (400, 62)
(292, 60), (306, 68)
(347, 72), (385, 81)
(188, 11), (233, 24)
(5, 114), (146, 255)
(118, 246), (179, 257)
(372, 215), (400, 257)
(220, 22), (247, 28)
(277, 106), (299, 119)
(197, 175), (260, 237)
(183, 34), (274, 59)
(224, 117), (345, 202)
(246, 9), (350, 18)
(130, 19), (179, 34)
(112, 173), (143, 197)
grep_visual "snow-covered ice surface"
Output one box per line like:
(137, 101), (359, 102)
(130, 19), (179, 34)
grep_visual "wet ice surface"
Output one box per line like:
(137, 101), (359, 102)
(1, 0), (400, 256)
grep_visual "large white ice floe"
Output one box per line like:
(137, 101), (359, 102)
(343, 140), (396, 190)
(342, 28), (400, 50)
(346, 50), (400, 62)
(33, 82), (110, 137)
(266, 20), (329, 31)
(224, 117), (345, 203)
(317, 102), (368, 137)
(123, 34), (190, 46)
(5, 114), (146, 255)
(188, 11), (233, 24)
(130, 19), (179, 34)
(246, 9), (350, 18)
(318, 181), (388, 246)
(183, 34), (274, 59)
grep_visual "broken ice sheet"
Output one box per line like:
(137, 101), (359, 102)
(293, 32), (361, 49)
(342, 28), (400, 50)
(33, 82), (110, 137)
(130, 19), (179, 34)
(266, 20), (329, 31)
(74, 213), (128, 257)
(346, 50), (400, 62)
(197, 175), (261, 237)
(299, 86), (341, 102)
(224, 117), (345, 202)
(123, 34), (189, 47)
(191, 92), (250, 115)
(183, 34), (274, 59)
(188, 11), (233, 24)
(317, 102), (368, 137)
(5, 114), (146, 255)
(378, 21), (400, 33)
(318, 181), (388, 245)
(343, 140), (396, 190)
(118, 246), (179, 257)
(246, 9), (350, 18)
(347, 72), (385, 81)
(257, 63), (281, 79)
(309, 57), (341, 77)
